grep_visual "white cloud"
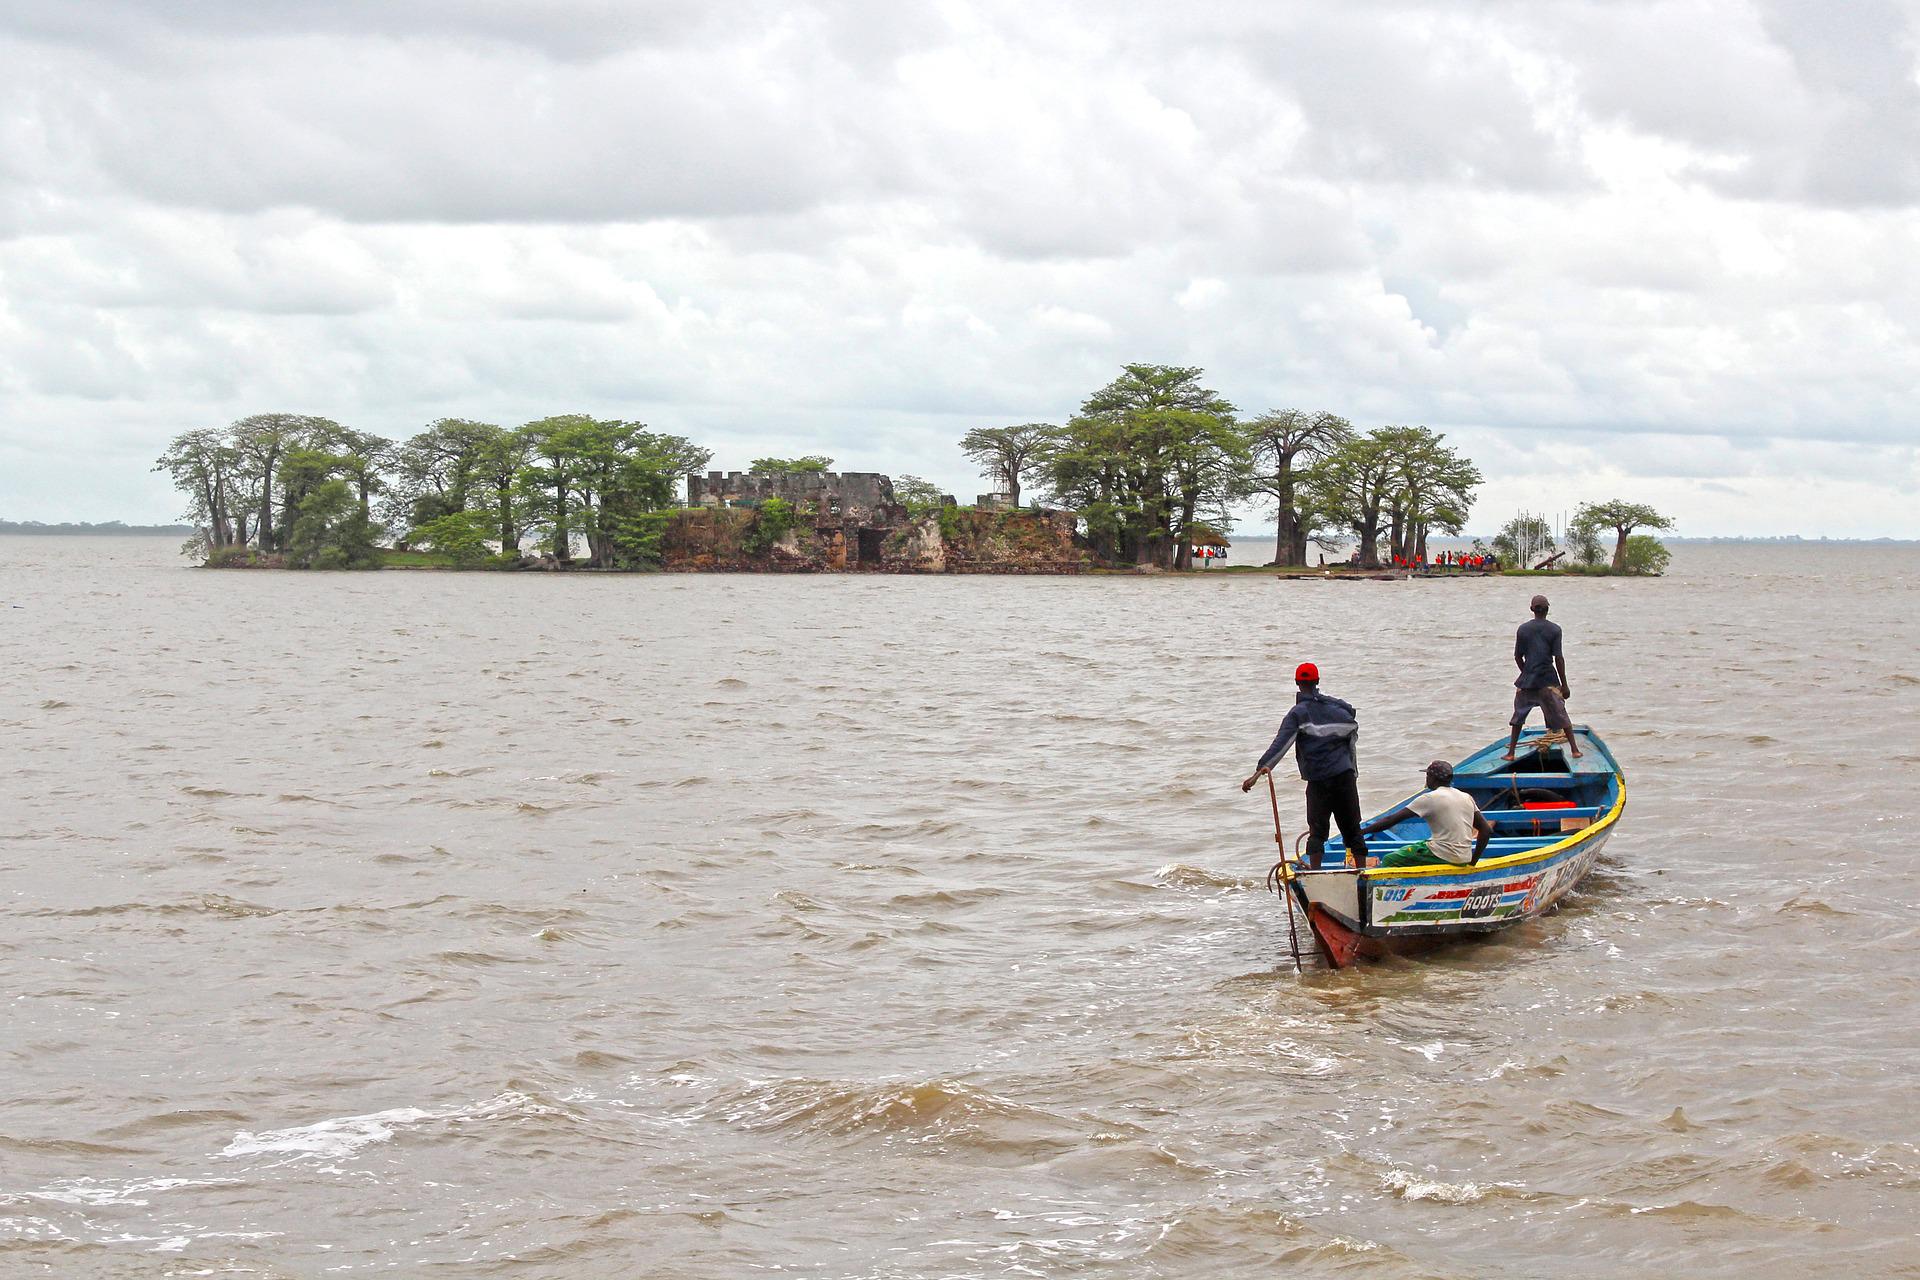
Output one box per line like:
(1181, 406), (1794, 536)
(0, 0), (1917, 532)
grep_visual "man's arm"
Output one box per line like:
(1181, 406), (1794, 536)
(1514, 628), (1527, 672)
(1361, 805), (1414, 837)
(1240, 710), (1300, 792)
(1470, 810), (1494, 863)
(1553, 631), (1569, 695)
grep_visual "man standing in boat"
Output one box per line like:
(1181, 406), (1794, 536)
(1506, 594), (1582, 760)
(1241, 662), (1371, 869)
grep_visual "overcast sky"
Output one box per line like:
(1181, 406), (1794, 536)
(2, 0), (1917, 535)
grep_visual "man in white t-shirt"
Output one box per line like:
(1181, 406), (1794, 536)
(1360, 761), (1494, 869)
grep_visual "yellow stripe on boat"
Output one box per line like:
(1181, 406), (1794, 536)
(1355, 778), (1628, 879)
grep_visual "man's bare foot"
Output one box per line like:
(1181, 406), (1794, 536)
(1501, 750), (1516, 760)
(1569, 748), (1584, 758)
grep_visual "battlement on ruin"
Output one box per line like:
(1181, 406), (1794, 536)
(686, 470), (899, 520)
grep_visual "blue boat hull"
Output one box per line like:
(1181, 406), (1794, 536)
(1280, 726), (1625, 965)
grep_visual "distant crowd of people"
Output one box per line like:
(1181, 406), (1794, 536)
(1351, 549), (1501, 572)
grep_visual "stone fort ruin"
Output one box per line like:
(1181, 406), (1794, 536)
(685, 469), (911, 570)
(672, 468), (1081, 573)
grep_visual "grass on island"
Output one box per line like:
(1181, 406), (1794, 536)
(377, 548), (464, 569)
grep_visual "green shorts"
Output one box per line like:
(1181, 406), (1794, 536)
(1380, 839), (1447, 868)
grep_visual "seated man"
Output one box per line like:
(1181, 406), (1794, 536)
(1359, 760), (1494, 868)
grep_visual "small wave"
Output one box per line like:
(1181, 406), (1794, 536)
(0, 1135), (143, 1156)
(1381, 1167), (1491, 1204)
(1155, 863), (1257, 891)
(849, 819), (964, 839)
(1777, 895), (1854, 917)
(702, 1077), (1084, 1153)
(1757, 1157), (1820, 1190)
(222, 1107), (438, 1161)
(28, 895), (278, 920)
(220, 1091), (566, 1163)
(1889, 673), (1920, 686)
(1660, 1106), (1700, 1132)
(571, 1049), (632, 1069)
(39, 699), (70, 709)
(887, 887), (1007, 909)
(99, 1109), (249, 1138)
(10, 1176), (236, 1208)
(1624, 1198), (1822, 1228)
(433, 950), (522, 966)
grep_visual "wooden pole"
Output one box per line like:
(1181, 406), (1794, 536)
(1265, 772), (1305, 971)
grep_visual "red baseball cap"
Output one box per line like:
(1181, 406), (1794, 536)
(1295, 662), (1319, 683)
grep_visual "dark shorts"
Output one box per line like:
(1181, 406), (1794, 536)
(1511, 685), (1572, 731)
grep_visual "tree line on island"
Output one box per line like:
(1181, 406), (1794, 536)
(155, 362), (1671, 572)
(156, 414), (713, 569)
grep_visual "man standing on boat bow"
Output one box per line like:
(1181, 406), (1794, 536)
(1507, 594), (1582, 760)
(1241, 663), (1371, 870)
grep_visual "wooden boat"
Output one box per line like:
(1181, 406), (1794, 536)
(1278, 725), (1625, 967)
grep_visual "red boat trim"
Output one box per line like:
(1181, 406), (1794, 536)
(1307, 904), (1379, 968)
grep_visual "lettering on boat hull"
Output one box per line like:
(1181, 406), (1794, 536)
(1369, 835), (1608, 932)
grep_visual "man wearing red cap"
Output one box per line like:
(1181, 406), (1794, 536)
(1241, 662), (1370, 869)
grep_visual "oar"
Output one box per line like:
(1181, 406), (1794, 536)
(1262, 772), (1306, 971)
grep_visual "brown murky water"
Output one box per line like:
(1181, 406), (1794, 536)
(3, 537), (1917, 1278)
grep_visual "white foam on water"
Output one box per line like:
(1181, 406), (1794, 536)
(1381, 1167), (1489, 1204)
(9, 1177), (235, 1207)
(1328, 1237), (1381, 1252)
(221, 1107), (436, 1161)
(220, 1091), (546, 1163)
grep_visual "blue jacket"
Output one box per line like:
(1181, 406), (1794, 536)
(1257, 689), (1360, 782)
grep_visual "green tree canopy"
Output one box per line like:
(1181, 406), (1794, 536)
(959, 424), (1051, 508)
(893, 475), (948, 518)
(518, 416), (712, 567)
(1304, 431), (1397, 567)
(749, 455), (833, 476)
(392, 418), (499, 527)
(154, 427), (244, 550)
(1247, 409), (1352, 566)
(1037, 364), (1242, 569)
(1381, 426), (1481, 562)
(229, 413), (338, 552)
(1299, 426), (1480, 567)
(1573, 499), (1676, 571)
(1622, 532), (1672, 575)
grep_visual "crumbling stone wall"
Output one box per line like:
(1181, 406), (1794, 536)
(937, 509), (1085, 574)
(660, 505), (1085, 574)
(687, 471), (899, 524)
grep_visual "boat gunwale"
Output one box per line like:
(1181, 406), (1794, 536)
(1355, 777), (1625, 880)
(1289, 726), (1627, 883)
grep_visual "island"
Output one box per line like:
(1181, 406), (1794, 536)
(150, 363), (1674, 575)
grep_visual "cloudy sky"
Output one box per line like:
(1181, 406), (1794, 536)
(2, 0), (1917, 535)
